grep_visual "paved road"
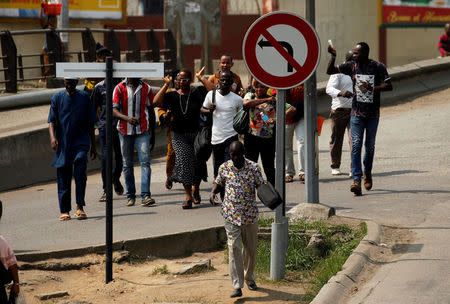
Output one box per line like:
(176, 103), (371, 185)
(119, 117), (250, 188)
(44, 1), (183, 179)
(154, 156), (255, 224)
(1, 87), (449, 303)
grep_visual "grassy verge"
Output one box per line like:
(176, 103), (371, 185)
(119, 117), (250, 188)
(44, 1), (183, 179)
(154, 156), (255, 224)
(256, 217), (367, 303)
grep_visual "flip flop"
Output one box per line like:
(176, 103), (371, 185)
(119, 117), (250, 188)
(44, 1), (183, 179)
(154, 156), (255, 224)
(59, 214), (71, 221)
(74, 209), (87, 220)
(99, 192), (107, 202)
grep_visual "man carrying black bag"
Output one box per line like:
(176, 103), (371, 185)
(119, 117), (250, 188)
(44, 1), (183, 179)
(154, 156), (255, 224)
(210, 141), (263, 298)
(202, 71), (243, 178)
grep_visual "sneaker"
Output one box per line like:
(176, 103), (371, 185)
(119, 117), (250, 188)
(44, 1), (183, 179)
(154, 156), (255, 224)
(331, 168), (341, 175)
(363, 172), (373, 190)
(141, 196), (156, 206)
(126, 198), (135, 206)
(246, 282), (258, 291)
(349, 172), (353, 178)
(350, 179), (362, 196)
(230, 288), (242, 298)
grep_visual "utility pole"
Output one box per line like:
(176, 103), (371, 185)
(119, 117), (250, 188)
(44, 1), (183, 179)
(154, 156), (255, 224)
(304, 0), (319, 204)
(58, 0), (69, 51)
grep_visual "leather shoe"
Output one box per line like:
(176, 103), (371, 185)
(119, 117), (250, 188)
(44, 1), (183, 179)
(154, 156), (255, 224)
(363, 172), (372, 190)
(247, 282), (258, 290)
(230, 288), (242, 298)
(350, 179), (362, 196)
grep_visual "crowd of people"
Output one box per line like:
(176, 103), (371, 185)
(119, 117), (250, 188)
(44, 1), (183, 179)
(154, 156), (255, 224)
(44, 42), (392, 298)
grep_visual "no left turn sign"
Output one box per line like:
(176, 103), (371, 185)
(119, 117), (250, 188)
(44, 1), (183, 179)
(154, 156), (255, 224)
(243, 11), (321, 90)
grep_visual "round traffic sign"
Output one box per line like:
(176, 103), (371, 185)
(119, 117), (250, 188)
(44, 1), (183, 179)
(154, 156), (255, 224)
(243, 11), (321, 90)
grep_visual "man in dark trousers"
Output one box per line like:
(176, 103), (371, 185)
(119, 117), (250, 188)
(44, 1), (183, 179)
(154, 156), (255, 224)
(91, 75), (124, 202)
(327, 42), (393, 196)
(48, 77), (98, 221)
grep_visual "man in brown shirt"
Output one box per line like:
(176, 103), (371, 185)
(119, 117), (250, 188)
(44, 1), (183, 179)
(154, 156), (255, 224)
(208, 53), (243, 96)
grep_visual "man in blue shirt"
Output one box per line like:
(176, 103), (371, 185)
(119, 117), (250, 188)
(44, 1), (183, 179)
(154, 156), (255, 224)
(48, 77), (98, 221)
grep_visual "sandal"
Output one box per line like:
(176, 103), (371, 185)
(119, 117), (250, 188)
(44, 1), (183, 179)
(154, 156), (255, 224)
(285, 175), (293, 183)
(193, 193), (201, 205)
(99, 192), (107, 202)
(182, 200), (193, 210)
(59, 213), (71, 221)
(165, 178), (173, 190)
(74, 209), (87, 220)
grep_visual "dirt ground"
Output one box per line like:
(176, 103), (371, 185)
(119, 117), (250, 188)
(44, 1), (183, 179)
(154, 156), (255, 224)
(18, 248), (306, 304)
(14, 216), (371, 304)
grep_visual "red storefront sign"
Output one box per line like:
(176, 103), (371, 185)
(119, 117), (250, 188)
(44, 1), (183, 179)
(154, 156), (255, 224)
(383, 5), (450, 24)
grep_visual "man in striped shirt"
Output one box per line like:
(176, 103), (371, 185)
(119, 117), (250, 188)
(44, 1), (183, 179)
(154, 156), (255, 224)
(113, 78), (156, 207)
(438, 23), (450, 57)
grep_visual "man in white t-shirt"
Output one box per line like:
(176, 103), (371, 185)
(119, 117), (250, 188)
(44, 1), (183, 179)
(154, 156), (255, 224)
(326, 50), (354, 177)
(202, 70), (243, 178)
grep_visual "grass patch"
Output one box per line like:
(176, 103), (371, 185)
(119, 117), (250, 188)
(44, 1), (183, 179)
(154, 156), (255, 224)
(151, 264), (168, 275)
(255, 219), (366, 303)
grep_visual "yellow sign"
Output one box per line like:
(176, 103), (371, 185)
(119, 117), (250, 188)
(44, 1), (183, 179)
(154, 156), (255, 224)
(0, 0), (123, 19)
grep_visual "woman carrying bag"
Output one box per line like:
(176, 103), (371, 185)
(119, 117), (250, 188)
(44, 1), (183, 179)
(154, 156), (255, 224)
(242, 80), (277, 185)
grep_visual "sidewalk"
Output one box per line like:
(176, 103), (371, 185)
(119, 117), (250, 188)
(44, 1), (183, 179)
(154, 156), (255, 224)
(0, 87), (450, 303)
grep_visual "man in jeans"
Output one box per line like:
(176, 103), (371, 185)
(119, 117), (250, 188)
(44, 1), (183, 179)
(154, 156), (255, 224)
(210, 141), (263, 298)
(326, 50), (354, 177)
(327, 42), (393, 196)
(113, 78), (156, 206)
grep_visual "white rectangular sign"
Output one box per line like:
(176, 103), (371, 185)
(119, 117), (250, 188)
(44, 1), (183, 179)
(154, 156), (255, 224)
(56, 62), (164, 78)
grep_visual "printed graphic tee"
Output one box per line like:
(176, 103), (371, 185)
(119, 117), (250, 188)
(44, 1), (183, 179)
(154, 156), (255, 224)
(339, 60), (390, 118)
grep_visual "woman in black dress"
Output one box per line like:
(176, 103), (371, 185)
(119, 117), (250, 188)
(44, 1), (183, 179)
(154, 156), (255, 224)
(154, 69), (208, 209)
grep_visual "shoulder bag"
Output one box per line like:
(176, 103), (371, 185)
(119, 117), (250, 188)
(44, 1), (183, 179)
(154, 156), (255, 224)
(194, 90), (215, 161)
(257, 182), (282, 210)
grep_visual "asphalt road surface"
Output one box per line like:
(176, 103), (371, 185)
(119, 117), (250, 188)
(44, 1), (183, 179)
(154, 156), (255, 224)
(1, 87), (449, 303)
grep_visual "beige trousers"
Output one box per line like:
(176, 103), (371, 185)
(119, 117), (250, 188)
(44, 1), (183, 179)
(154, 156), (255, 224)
(224, 221), (258, 289)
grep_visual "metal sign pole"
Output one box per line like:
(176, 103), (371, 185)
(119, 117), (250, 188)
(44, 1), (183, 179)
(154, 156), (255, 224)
(270, 89), (289, 280)
(105, 57), (113, 283)
(305, 0), (319, 204)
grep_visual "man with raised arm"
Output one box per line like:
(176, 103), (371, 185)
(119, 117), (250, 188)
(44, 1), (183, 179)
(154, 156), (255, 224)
(327, 42), (393, 196)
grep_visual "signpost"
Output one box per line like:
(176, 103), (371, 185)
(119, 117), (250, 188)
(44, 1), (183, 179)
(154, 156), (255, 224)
(56, 61), (163, 283)
(242, 11), (320, 280)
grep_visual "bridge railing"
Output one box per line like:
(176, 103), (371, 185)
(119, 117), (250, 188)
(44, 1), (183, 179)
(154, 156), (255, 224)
(0, 27), (177, 93)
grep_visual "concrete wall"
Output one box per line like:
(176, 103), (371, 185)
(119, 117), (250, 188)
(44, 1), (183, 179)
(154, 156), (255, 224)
(2, 56), (450, 192)
(387, 27), (443, 65)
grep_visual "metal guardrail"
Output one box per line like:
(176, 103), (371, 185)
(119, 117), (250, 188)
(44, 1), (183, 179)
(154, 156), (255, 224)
(0, 28), (177, 93)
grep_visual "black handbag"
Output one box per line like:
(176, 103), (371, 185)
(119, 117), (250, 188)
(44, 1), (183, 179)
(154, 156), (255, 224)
(257, 182), (282, 210)
(194, 90), (215, 161)
(233, 107), (249, 135)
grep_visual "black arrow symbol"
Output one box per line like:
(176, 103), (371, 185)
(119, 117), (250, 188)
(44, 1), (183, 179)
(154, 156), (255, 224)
(258, 38), (294, 72)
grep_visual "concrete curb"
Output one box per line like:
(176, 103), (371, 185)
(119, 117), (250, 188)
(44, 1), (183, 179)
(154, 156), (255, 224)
(16, 225), (226, 263)
(311, 220), (382, 304)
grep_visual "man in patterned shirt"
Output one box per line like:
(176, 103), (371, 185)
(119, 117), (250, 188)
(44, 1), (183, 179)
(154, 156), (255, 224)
(210, 141), (264, 298)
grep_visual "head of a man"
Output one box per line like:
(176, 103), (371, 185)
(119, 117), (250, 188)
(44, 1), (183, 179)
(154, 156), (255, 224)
(445, 23), (450, 36)
(96, 45), (112, 63)
(229, 141), (245, 169)
(219, 54), (233, 72)
(218, 70), (232, 94)
(178, 69), (192, 91)
(64, 78), (78, 95)
(345, 50), (353, 62)
(128, 78), (141, 88)
(353, 42), (370, 64)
